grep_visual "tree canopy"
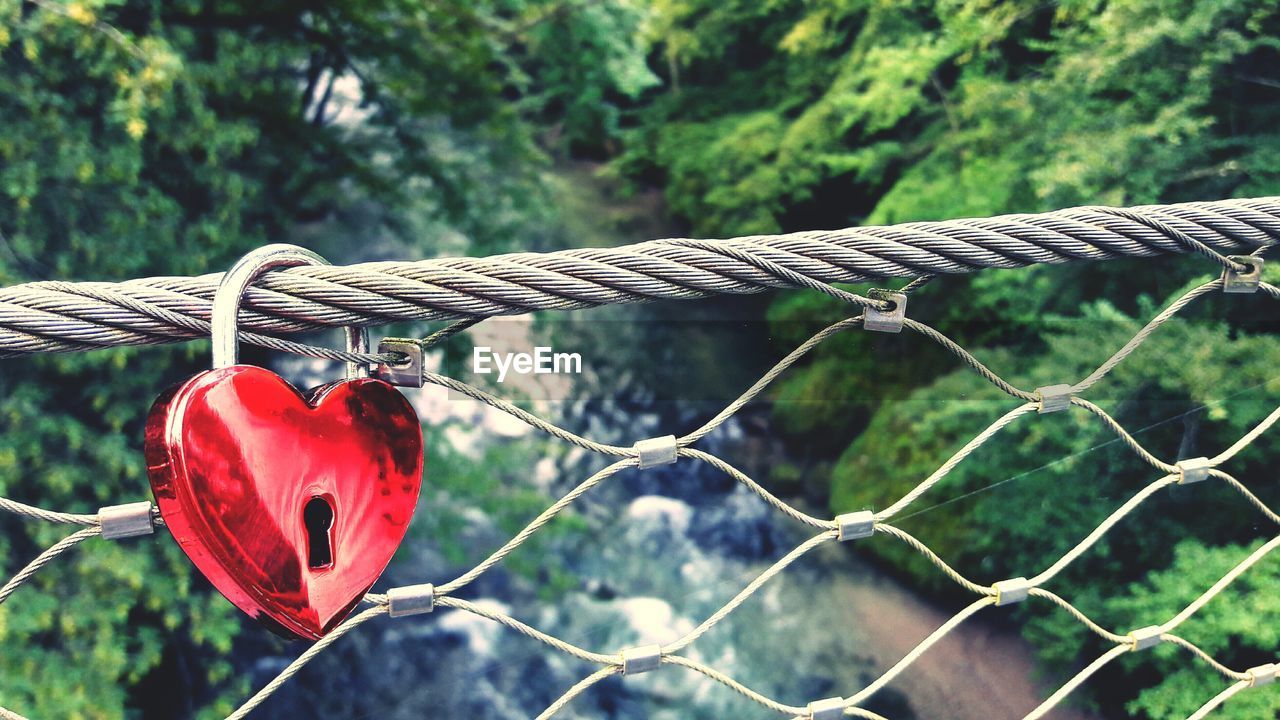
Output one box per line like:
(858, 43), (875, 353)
(0, 1), (652, 716)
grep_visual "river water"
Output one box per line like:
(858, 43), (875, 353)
(242, 163), (1103, 719)
(260, 289), (1096, 720)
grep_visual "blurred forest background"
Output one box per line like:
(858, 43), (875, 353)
(1, 1), (1279, 719)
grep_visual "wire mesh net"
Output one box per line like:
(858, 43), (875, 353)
(0, 240), (1276, 720)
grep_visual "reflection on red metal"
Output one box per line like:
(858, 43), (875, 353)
(145, 366), (423, 641)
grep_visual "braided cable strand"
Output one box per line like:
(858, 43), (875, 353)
(429, 268), (1280, 718)
(1188, 681), (1252, 720)
(533, 667), (622, 720)
(4, 269), (1277, 719)
(0, 199), (1277, 720)
(1, 198), (1277, 358)
(494, 245), (1279, 718)
(0, 496), (98, 526)
(1025, 536), (1280, 720)
(224, 606), (389, 720)
(0, 526), (101, 606)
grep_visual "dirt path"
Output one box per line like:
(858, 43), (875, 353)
(824, 558), (1099, 720)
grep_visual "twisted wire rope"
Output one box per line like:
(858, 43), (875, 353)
(0, 526), (101, 606)
(1, 198), (1278, 720)
(1023, 535), (1280, 720)
(0, 496), (99, 526)
(1188, 681), (1252, 720)
(888, 372), (1280, 526)
(531, 667), (621, 720)
(1, 198), (1277, 360)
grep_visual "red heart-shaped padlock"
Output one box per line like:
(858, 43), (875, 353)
(145, 366), (423, 640)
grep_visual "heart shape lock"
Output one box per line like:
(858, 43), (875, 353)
(143, 244), (424, 641)
(145, 366), (423, 640)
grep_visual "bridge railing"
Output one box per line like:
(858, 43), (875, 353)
(1, 197), (1277, 720)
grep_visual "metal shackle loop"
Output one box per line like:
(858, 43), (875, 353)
(211, 244), (370, 378)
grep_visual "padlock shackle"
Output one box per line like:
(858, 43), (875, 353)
(211, 244), (370, 378)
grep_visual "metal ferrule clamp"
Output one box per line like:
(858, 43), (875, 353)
(1222, 256), (1264, 294)
(387, 583), (436, 618)
(807, 697), (846, 720)
(862, 290), (907, 333)
(98, 502), (156, 540)
(620, 644), (662, 675)
(634, 435), (678, 469)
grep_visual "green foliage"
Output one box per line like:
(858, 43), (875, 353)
(1022, 538), (1280, 718)
(831, 284), (1280, 580)
(626, 0), (1280, 236)
(620, 4), (1280, 714)
(826, 284), (1280, 715)
(521, 0), (660, 147)
(1115, 540), (1280, 718)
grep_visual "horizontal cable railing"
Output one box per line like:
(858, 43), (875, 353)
(0, 197), (1277, 719)
(1, 197), (1276, 359)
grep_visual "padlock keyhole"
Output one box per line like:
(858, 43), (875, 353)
(303, 496), (335, 569)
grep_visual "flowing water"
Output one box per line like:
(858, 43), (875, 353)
(248, 168), (1097, 719)
(262, 293), (1096, 720)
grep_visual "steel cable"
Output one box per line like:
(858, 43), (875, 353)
(0, 198), (1276, 359)
(0, 198), (1277, 720)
